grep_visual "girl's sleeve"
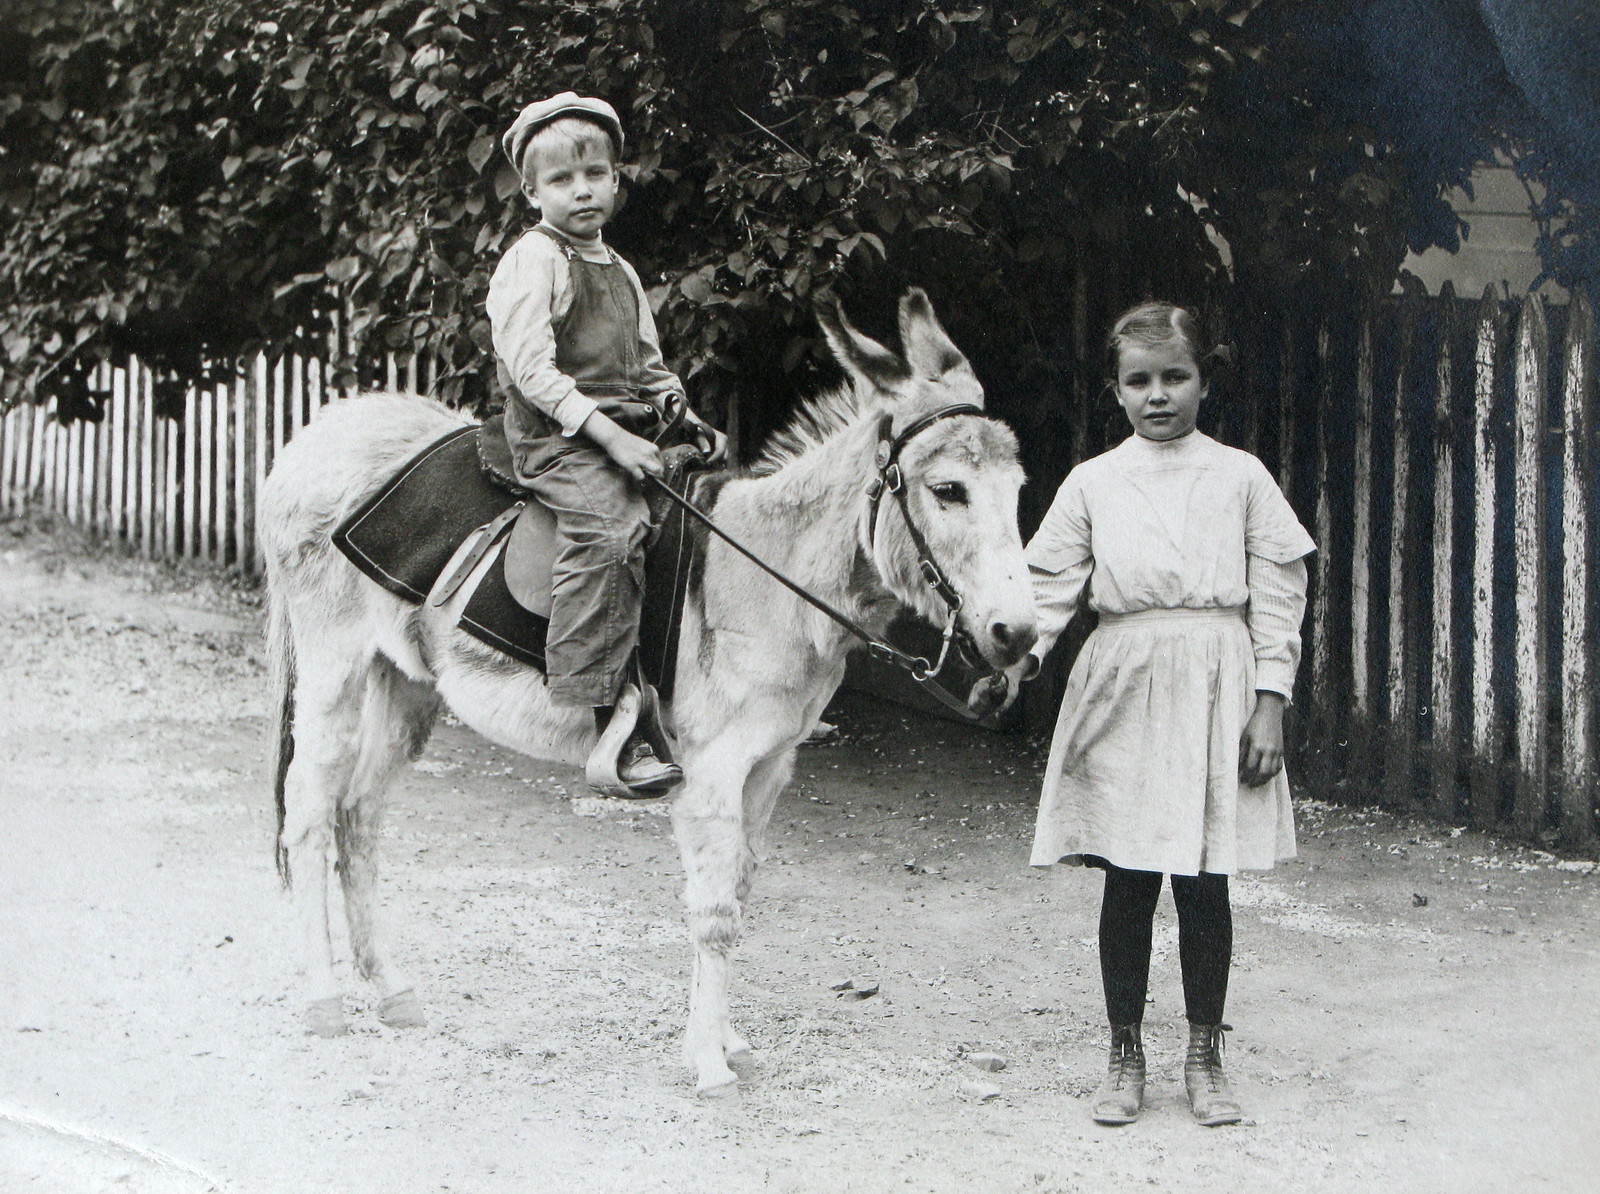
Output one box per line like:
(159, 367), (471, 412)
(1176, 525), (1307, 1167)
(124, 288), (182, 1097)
(1024, 474), (1094, 666)
(1247, 555), (1309, 698)
(1241, 456), (1314, 698)
(1244, 457), (1316, 563)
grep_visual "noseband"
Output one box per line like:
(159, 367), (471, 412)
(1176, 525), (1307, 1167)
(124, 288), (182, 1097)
(863, 404), (985, 680)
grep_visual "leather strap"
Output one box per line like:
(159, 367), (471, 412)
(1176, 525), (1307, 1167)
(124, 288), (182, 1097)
(646, 466), (994, 722)
(431, 503), (523, 607)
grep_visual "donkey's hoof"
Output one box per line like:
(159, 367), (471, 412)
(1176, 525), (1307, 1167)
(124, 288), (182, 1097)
(304, 996), (350, 1038)
(377, 988), (427, 1029)
(696, 1076), (740, 1101)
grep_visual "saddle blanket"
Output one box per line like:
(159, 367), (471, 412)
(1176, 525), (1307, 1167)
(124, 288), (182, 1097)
(331, 422), (704, 697)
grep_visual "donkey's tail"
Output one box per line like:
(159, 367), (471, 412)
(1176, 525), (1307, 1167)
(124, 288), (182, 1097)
(266, 576), (296, 889)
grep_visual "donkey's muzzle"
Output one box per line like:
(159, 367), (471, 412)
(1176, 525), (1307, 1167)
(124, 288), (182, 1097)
(985, 618), (1038, 668)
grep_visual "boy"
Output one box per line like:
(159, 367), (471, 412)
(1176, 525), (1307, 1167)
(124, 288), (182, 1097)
(489, 92), (727, 795)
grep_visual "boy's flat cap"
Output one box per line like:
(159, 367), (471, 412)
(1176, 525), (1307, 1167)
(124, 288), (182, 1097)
(501, 92), (625, 169)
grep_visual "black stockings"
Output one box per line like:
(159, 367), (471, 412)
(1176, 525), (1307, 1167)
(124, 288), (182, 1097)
(1099, 863), (1232, 1026)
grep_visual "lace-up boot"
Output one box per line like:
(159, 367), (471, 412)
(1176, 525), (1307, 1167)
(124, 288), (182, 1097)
(1184, 1022), (1242, 1126)
(1090, 1023), (1145, 1125)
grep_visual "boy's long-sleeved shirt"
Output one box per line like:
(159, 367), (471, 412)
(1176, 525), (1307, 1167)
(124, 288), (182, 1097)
(486, 225), (684, 437)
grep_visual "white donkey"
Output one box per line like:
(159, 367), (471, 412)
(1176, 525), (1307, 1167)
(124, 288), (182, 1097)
(259, 289), (1037, 1094)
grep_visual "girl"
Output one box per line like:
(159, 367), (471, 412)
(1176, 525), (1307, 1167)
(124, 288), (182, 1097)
(1006, 302), (1314, 1126)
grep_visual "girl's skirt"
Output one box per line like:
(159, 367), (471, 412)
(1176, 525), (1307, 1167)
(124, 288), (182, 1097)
(1029, 606), (1296, 875)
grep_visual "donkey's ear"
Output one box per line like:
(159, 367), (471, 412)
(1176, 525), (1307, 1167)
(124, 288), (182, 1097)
(815, 292), (909, 391)
(897, 288), (970, 381)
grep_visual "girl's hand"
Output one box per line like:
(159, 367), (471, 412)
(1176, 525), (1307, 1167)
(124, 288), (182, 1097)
(967, 653), (1040, 719)
(1239, 691), (1287, 786)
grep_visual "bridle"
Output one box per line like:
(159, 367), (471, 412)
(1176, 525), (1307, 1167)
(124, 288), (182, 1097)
(647, 402), (998, 719)
(863, 403), (984, 682)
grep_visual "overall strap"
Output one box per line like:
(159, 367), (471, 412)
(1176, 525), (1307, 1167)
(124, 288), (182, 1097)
(532, 222), (620, 265)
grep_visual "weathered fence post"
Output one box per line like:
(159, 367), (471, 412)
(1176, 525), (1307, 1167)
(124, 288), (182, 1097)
(1309, 319), (1339, 786)
(252, 354), (270, 572)
(95, 368), (113, 534)
(1510, 296), (1549, 835)
(1276, 321), (1296, 498)
(234, 375), (251, 573)
(183, 387), (198, 558)
(1433, 283), (1465, 819)
(162, 402), (179, 558)
(1386, 301), (1419, 805)
(1469, 286), (1505, 828)
(1350, 317), (1376, 790)
(110, 361), (128, 539)
(1559, 290), (1597, 842)
(138, 369), (154, 556)
(0, 406), (15, 514)
(1070, 259), (1091, 468)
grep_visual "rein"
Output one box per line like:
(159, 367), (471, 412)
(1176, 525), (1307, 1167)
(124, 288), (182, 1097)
(646, 402), (995, 721)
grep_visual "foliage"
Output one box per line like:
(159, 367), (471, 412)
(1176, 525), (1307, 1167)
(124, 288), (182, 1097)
(0, 0), (1582, 431)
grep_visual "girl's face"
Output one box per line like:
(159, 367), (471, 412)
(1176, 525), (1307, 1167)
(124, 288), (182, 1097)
(1113, 339), (1206, 441)
(523, 137), (617, 242)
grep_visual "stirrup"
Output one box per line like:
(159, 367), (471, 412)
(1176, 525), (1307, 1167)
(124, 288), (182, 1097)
(585, 682), (682, 796)
(585, 683), (642, 796)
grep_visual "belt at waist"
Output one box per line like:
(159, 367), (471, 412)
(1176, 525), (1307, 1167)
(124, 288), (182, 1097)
(1096, 606), (1247, 628)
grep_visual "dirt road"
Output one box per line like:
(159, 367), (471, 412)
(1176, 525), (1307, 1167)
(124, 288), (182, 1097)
(1, 517), (1596, 1194)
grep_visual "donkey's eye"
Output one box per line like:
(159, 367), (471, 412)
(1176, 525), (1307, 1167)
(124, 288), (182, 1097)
(930, 482), (969, 505)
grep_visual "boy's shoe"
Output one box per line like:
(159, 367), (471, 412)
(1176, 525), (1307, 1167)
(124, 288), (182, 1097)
(586, 683), (682, 797)
(616, 736), (682, 795)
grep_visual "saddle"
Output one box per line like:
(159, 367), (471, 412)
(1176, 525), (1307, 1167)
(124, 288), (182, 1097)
(331, 416), (713, 703)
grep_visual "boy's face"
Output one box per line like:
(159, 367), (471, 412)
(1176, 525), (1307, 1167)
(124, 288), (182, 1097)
(522, 135), (617, 242)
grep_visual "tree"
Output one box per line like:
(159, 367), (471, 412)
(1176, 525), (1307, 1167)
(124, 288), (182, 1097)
(1, 0), (1586, 434)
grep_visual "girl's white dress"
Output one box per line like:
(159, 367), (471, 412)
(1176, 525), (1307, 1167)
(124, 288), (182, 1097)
(1026, 431), (1315, 876)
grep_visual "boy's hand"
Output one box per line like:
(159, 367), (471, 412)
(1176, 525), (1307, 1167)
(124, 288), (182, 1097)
(1239, 691), (1287, 786)
(582, 411), (665, 481)
(680, 409), (729, 465)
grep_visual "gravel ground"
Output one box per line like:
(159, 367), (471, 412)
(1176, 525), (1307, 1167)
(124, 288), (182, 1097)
(1, 514), (1596, 1194)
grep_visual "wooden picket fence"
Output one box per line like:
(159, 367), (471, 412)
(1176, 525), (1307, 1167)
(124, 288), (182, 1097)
(1, 288), (1595, 841)
(0, 351), (436, 575)
(1222, 287), (1598, 843)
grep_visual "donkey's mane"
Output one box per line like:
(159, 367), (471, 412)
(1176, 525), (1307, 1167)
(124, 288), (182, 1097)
(746, 380), (866, 477)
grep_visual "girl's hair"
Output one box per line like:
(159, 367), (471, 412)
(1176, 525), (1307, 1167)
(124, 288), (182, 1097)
(519, 115), (618, 178)
(1104, 301), (1233, 381)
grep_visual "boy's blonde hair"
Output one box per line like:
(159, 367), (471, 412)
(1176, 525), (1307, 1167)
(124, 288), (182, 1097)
(518, 116), (619, 179)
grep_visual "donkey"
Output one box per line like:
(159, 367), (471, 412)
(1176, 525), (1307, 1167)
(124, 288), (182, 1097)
(258, 289), (1037, 1095)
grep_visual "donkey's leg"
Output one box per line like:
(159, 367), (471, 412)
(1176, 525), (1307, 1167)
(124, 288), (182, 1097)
(672, 739), (797, 1094)
(672, 743), (753, 1095)
(715, 747), (797, 1062)
(281, 654), (368, 1037)
(338, 656), (441, 1029)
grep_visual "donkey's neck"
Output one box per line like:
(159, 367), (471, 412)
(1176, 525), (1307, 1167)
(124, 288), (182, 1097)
(724, 408), (897, 638)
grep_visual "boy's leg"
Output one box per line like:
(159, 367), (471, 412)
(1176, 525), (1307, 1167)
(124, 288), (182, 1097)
(521, 446), (679, 793)
(523, 446), (651, 707)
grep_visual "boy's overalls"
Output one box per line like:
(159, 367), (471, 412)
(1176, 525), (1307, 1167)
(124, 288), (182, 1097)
(500, 225), (661, 708)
